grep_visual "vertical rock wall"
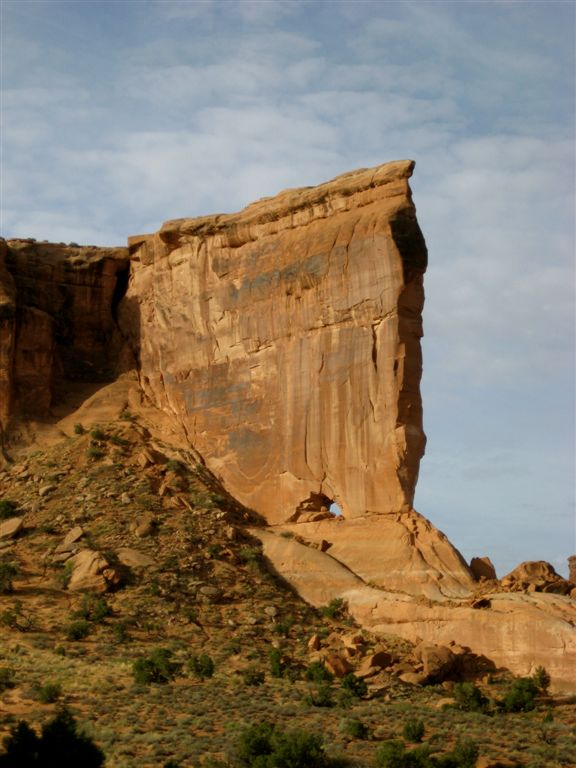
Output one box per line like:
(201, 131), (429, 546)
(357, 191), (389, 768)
(0, 239), (129, 433)
(125, 160), (427, 523)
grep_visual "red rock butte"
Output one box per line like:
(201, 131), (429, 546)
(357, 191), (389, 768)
(1, 160), (574, 690)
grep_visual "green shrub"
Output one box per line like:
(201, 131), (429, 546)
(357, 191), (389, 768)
(37, 682), (62, 704)
(305, 661), (333, 683)
(86, 447), (104, 461)
(188, 653), (215, 680)
(65, 620), (91, 641)
(375, 740), (413, 767)
(233, 721), (349, 767)
(340, 673), (367, 698)
(0, 668), (15, 692)
(338, 718), (369, 740)
(319, 598), (345, 619)
(0, 563), (17, 594)
(113, 620), (132, 643)
(0, 500), (18, 520)
(304, 684), (334, 708)
(501, 676), (539, 712)
(89, 428), (106, 441)
(448, 738), (479, 768)
(532, 665), (551, 692)
(403, 718), (425, 743)
(453, 682), (489, 712)
(72, 594), (111, 624)
(241, 666), (265, 687)
(269, 647), (284, 678)
(133, 648), (181, 685)
(73, 423), (85, 435)
(0, 707), (105, 767)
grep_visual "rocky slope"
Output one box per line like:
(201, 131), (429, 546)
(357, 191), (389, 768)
(0, 160), (574, 692)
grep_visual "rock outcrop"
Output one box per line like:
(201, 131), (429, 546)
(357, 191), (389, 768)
(0, 238), (129, 436)
(124, 160), (427, 523)
(2, 161), (574, 691)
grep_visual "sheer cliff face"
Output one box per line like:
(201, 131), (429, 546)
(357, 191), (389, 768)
(126, 160), (427, 523)
(0, 240), (129, 432)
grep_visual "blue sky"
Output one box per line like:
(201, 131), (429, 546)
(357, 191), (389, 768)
(2, 0), (574, 577)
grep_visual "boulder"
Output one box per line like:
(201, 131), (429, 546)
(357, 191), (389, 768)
(68, 549), (118, 592)
(414, 643), (456, 683)
(116, 548), (155, 568)
(324, 653), (352, 678)
(0, 516), (24, 540)
(501, 560), (573, 594)
(470, 556), (497, 581)
(61, 525), (84, 548)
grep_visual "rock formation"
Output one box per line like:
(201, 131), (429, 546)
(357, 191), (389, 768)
(1, 160), (575, 690)
(0, 239), (129, 436)
(124, 160), (427, 523)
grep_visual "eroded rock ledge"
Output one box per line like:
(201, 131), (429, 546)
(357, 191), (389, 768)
(125, 159), (427, 523)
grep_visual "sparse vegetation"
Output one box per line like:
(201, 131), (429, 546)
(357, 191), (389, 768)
(188, 653), (215, 680)
(133, 648), (181, 685)
(65, 620), (91, 641)
(0, 499), (19, 519)
(0, 562), (17, 594)
(0, 416), (572, 767)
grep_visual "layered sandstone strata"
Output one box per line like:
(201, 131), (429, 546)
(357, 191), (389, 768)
(125, 160), (427, 523)
(0, 239), (129, 434)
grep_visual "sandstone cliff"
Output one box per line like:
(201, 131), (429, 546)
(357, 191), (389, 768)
(125, 160), (427, 523)
(1, 161), (574, 691)
(0, 239), (129, 436)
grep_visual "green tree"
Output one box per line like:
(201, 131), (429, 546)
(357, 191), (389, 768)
(0, 708), (104, 767)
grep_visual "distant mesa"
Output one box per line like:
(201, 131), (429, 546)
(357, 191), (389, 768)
(0, 160), (574, 690)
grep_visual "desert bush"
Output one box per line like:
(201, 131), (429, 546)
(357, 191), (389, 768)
(112, 620), (132, 643)
(268, 647), (284, 678)
(532, 665), (551, 692)
(188, 654), (215, 680)
(241, 666), (265, 687)
(319, 598), (345, 619)
(233, 721), (351, 767)
(65, 620), (91, 641)
(305, 661), (333, 683)
(86, 447), (104, 461)
(0, 707), (105, 766)
(303, 684), (334, 708)
(403, 718), (425, 743)
(0, 668), (15, 692)
(338, 717), (369, 740)
(340, 673), (367, 698)
(501, 676), (539, 712)
(89, 428), (106, 441)
(72, 594), (111, 624)
(0, 499), (18, 520)
(73, 423), (85, 435)
(133, 647), (181, 685)
(36, 681), (62, 704)
(0, 563), (17, 594)
(453, 682), (489, 713)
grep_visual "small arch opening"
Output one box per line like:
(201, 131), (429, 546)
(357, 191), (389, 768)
(289, 493), (344, 523)
(329, 502), (342, 517)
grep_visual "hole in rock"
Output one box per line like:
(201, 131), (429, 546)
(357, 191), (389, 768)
(290, 493), (344, 522)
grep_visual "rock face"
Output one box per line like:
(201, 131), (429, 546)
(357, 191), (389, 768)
(0, 239), (129, 436)
(255, 529), (576, 691)
(2, 161), (575, 691)
(124, 160), (427, 523)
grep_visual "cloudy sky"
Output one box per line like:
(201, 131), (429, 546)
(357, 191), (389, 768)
(2, 0), (574, 576)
